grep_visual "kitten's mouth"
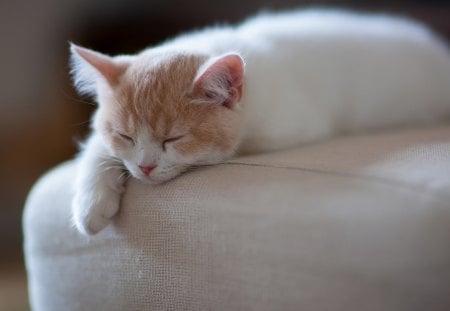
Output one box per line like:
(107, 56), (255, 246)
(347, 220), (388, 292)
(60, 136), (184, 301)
(129, 165), (186, 185)
(126, 166), (167, 184)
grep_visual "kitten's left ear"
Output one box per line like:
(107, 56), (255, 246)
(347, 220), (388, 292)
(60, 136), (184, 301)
(192, 53), (245, 109)
(70, 43), (128, 96)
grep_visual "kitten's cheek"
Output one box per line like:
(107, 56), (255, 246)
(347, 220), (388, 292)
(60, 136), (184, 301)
(173, 140), (201, 156)
(122, 161), (138, 178)
(103, 138), (122, 156)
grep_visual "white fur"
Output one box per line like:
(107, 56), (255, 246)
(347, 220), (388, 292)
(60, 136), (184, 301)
(72, 134), (126, 234)
(70, 47), (99, 96)
(71, 8), (450, 235)
(166, 9), (450, 152)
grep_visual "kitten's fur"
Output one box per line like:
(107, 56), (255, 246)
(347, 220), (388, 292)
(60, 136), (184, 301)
(70, 9), (450, 235)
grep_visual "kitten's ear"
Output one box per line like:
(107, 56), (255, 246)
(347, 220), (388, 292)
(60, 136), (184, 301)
(192, 53), (245, 109)
(70, 43), (128, 96)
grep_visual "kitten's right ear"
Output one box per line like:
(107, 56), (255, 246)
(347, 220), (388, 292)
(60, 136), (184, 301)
(191, 53), (245, 109)
(69, 43), (128, 96)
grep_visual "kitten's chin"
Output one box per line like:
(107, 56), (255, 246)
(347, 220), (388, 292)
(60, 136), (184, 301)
(128, 164), (191, 185)
(134, 170), (183, 185)
(133, 174), (169, 185)
(125, 165), (180, 184)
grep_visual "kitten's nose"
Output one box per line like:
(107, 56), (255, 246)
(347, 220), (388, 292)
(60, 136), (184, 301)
(139, 165), (156, 176)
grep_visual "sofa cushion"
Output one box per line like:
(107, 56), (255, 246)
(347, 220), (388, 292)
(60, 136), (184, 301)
(24, 125), (450, 311)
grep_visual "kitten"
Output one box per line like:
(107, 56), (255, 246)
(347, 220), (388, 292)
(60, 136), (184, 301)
(70, 8), (450, 235)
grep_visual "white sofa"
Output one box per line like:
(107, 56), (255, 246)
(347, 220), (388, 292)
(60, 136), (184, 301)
(23, 125), (450, 310)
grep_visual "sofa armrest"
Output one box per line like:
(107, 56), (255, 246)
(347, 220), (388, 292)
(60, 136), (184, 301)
(24, 126), (450, 310)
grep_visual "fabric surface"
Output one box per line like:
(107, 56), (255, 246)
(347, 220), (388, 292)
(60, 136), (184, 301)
(24, 125), (450, 311)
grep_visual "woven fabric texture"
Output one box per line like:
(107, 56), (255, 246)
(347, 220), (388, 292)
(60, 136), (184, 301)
(24, 125), (450, 311)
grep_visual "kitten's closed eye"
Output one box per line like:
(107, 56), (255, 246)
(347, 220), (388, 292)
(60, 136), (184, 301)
(162, 135), (184, 151)
(119, 133), (135, 145)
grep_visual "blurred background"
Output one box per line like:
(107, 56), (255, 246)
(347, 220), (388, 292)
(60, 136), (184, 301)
(1, 0), (449, 309)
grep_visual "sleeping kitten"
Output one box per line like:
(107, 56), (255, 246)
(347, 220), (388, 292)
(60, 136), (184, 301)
(70, 8), (450, 235)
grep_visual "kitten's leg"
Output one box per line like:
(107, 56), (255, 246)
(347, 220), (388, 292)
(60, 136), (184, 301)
(72, 134), (126, 235)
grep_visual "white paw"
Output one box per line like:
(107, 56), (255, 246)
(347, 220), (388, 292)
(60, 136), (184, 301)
(72, 188), (121, 235)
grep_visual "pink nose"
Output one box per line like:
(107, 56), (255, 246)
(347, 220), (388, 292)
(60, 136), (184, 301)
(139, 165), (156, 176)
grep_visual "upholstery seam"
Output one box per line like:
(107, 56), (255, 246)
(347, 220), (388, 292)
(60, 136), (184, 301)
(223, 161), (450, 203)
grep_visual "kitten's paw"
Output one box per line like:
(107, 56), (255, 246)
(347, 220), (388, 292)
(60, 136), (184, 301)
(72, 189), (121, 235)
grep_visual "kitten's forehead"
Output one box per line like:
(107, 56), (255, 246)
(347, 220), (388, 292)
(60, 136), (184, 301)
(125, 51), (206, 97)
(113, 52), (207, 138)
(116, 52), (206, 112)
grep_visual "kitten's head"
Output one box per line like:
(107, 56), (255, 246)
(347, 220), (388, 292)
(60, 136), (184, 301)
(70, 44), (245, 184)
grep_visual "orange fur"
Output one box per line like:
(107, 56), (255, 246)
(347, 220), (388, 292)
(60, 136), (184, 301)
(98, 51), (244, 158)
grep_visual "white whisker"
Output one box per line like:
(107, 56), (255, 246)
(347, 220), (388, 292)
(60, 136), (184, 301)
(118, 170), (130, 183)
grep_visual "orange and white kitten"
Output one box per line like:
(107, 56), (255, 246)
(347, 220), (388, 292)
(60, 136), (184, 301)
(71, 9), (450, 235)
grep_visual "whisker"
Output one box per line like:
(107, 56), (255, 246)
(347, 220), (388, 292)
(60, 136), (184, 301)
(118, 170), (131, 183)
(99, 166), (121, 174)
(70, 120), (91, 128)
(60, 89), (96, 106)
